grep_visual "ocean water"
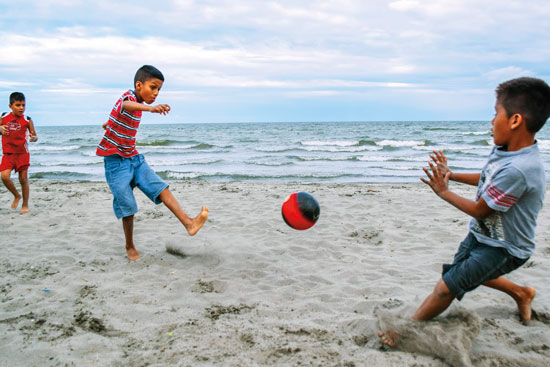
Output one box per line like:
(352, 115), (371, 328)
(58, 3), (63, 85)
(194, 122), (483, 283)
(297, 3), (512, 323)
(23, 121), (550, 183)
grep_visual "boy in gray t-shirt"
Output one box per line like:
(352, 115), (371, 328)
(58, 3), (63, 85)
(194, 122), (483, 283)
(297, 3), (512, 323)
(380, 77), (550, 347)
(471, 143), (545, 259)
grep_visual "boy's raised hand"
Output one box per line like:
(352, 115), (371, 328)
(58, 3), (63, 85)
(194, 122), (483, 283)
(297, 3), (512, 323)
(430, 150), (451, 178)
(421, 160), (451, 196)
(150, 104), (171, 115)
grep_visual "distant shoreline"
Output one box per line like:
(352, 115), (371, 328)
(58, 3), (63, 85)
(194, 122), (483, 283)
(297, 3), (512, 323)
(35, 120), (491, 128)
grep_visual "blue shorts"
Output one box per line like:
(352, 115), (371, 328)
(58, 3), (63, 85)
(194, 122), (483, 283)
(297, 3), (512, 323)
(442, 233), (528, 300)
(104, 154), (168, 219)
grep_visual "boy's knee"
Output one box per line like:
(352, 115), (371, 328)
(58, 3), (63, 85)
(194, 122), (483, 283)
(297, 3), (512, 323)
(18, 175), (28, 185)
(1, 171), (11, 182)
(434, 279), (452, 298)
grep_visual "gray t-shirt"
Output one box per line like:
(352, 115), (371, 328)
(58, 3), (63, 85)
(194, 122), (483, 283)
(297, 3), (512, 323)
(470, 143), (545, 259)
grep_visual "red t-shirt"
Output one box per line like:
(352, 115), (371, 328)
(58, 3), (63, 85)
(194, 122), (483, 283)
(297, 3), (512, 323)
(96, 90), (142, 158)
(1, 112), (30, 154)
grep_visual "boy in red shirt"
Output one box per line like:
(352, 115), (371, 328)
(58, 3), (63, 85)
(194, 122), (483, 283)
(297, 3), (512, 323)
(1, 92), (38, 214)
(97, 65), (208, 261)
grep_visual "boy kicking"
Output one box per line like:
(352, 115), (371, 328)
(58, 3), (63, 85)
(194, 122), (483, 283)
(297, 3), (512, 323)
(97, 65), (208, 261)
(1, 92), (38, 214)
(379, 77), (550, 346)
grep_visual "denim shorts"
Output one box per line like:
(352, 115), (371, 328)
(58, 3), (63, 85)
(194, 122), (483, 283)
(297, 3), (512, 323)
(442, 232), (528, 300)
(104, 154), (168, 219)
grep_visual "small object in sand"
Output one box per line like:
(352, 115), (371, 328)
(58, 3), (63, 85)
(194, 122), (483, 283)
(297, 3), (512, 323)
(282, 192), (320, 230)
(42, 289), (50, 292)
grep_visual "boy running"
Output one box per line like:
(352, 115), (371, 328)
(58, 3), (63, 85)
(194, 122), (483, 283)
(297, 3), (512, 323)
(1, 92), (38, 214)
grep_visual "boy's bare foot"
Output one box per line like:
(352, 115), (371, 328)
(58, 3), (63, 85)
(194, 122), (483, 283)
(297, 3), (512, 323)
(11, 195), (21, 209)
(378, 330), (399, 347)
(186, 206), (209, 236)
(126, 247), (141, 261)
(517, 286), (536, 324)
(20, 206), (30, 214)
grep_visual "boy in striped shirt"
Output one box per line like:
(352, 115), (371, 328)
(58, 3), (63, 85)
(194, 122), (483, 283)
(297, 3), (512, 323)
(97, 65), (208, 261)
(379, 77), (550, 347)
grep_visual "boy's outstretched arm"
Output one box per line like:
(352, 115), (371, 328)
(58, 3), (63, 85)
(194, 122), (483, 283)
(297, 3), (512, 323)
(123, 101), (171, 115)
(430, 150), (480, 186)
(421, 160), (494, 220)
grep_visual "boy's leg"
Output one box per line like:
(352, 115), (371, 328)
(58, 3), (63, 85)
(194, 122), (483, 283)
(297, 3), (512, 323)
(158, 188), (208, 236)
(1, 169), (21, 209)
(379, 235), (475, 347)
(378, 278), (455, 347)
(122, 215), (140, 261)
(379, 241), (532, 346)
(483, 276), (535, 323)
(132, 155), (208, 235)
(104, 155), (140, 260)
(18, 169), (30, 214)
(413, 278), (455, 321)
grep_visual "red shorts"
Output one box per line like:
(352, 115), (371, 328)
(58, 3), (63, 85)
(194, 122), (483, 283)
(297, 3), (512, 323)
(0, 153), (30, 173)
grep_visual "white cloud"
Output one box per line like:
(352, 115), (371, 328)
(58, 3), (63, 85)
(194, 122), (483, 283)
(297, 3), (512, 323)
(485, 67), (533, 81)
(40, 88), (120, 94)
(389, 1), (420, 12)
(389, 0), (479, 17)
(389, 65), (413, 75)
(288, 90), (345, 97)
(39, 77), (120, 95)
(0, 30), (420, 88)
(1, 0), (549, 124)
(0, 81), (35, 88)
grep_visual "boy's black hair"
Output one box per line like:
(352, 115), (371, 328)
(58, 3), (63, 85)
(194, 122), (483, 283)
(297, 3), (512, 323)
(9, 92), (25, 105)
(496, 77), (550, 133)
(134, 65), (164, 87)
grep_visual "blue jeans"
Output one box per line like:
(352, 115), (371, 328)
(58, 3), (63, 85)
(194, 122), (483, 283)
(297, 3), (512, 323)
(104, 154), (168, 219)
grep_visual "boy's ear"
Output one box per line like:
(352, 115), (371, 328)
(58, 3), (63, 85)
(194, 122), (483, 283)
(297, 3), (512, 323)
(509, 113), (524, 130)
(135, 81), (143, 90)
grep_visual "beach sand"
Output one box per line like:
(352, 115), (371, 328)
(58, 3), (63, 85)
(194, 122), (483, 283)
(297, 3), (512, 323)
(1, 180), (550, 367)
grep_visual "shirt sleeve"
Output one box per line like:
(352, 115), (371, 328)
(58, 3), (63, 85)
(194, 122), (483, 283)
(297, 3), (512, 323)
(118, 92), (137, 115)
(113, 97), (124, 115)
(480, 166), (526, 212)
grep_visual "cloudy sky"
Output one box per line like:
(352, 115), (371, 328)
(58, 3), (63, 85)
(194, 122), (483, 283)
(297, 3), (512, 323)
(1, 0), (549, 125)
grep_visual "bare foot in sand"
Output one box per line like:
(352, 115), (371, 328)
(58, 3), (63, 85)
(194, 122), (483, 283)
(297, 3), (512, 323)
(186, 206), (209, 236)
(11, 195), (21, 209)
(517, 286), (536, 324)
(378, 330), (399, 347)
(126, 246), (141, 261)
(20, 206), (30, 214)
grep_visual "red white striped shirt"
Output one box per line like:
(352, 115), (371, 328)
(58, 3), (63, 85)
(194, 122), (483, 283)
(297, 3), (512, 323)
(96, 90), (142, 157)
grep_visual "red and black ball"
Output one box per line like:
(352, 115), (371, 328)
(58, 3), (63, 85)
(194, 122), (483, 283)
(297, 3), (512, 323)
(281, 192), (320, 230)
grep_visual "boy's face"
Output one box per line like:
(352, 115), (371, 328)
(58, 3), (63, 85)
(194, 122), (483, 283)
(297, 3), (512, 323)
(9, 100), (25, 117)
(491, 102), (512, 146)
(135, 78), (163, 104)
